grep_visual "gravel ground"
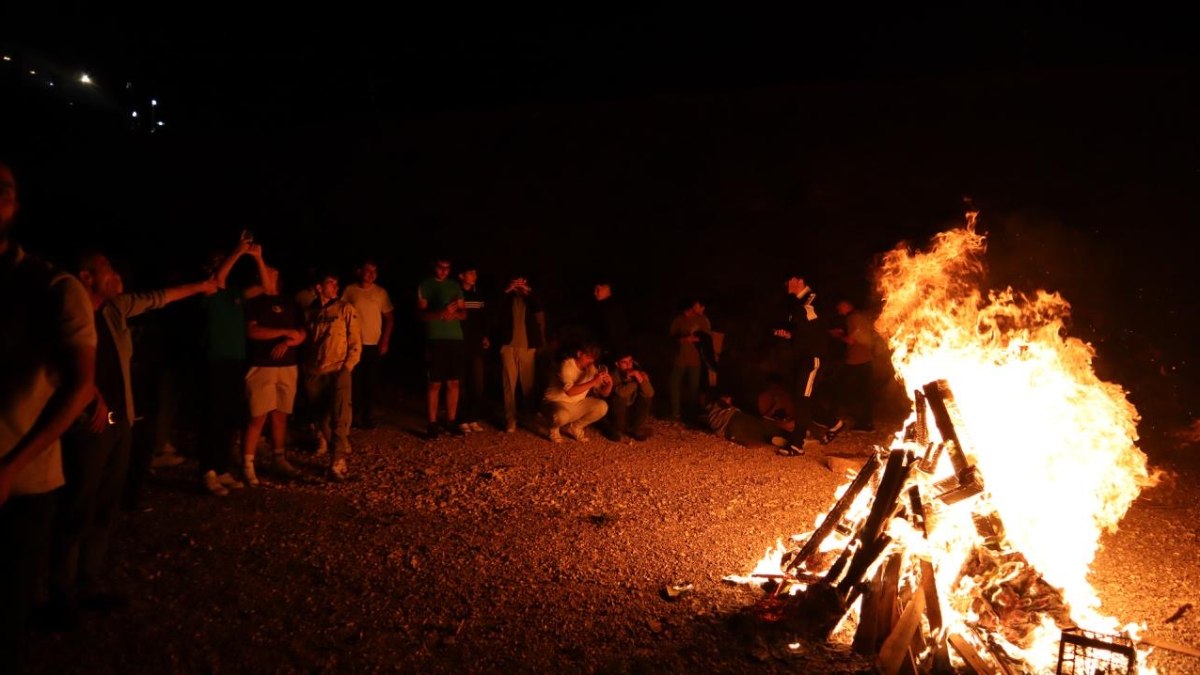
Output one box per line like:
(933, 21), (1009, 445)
(25, 393), (1200, 674)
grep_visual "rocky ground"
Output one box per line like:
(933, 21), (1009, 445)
(25, 393), (1200, 674)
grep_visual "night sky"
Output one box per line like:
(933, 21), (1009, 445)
(3, 7), (1198, 420)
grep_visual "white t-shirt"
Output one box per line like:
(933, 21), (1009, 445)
(342, 283), (394, 346)
(1, 249), (98, 494)
(544, 358), (598, 404)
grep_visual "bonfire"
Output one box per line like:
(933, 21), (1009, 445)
(730, 215), (1161, 674)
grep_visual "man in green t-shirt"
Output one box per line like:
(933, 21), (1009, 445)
(417, 258), (466, 440)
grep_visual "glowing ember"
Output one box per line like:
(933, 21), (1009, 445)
(733, 215), (1161, 673)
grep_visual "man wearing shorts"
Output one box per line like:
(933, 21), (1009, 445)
(241, 267), (306, 486)
(416, 258), (466, 440)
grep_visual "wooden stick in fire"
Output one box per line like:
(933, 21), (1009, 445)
(922, 380), (985, 504)
(781, 452), (883, 575)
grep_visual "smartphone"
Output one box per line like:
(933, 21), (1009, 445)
(240, 229), (254, 243)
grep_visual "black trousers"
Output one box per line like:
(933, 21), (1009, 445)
(0, 491), (56, 675)
(352, 345), (382, 426)
(790, 354), (837, 444)
(52, 419), (132, 604)
(607, 393), (652, 435)
(199, 360), (245, 474)
(459, 346), (487, 424)
(125, 366), (176, 509)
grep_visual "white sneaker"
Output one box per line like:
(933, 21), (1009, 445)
(217, 472), (245, 489)
(469, 422), (484, 432)
(243, 461), (260, 487)
(203, 470), (229, 497)
(458, 422), (472, 434)
(565, 423), (589, 442)
(331, 458), (349, 481)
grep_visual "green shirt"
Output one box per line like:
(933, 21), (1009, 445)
(418, 277), (464, 340)
(204, 287), (247, 362)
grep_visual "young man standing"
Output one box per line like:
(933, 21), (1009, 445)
(241, 267), (306, 486)
(304, 271), (361, 481)
(50, 251), (216, 623)
(457, 264), (489, 432)
(773, 276), (844, 454)
(668, 299), (711, 422)
(417, 258), (466, 439)
(493, 275), (546, 433)
(0, 161), (96, 670)
(341, 259), (393, 430)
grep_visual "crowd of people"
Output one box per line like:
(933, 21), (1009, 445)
(0, 159), (885, 671)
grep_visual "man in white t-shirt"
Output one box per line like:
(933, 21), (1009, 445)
(1, 160), (97, 668)
(341, 259), (394, 429)
(542, 344), (612, 443)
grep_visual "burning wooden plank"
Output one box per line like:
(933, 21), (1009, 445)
(922, 380), (985, 505)
(780, 452), (882, 576)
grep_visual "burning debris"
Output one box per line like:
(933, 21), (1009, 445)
(729, 218), (1162, 674)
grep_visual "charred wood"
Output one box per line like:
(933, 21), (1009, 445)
(878, 571), (929, 675)
(922, 380), (985, 504)
(836, 450), (912, 599)
(906, 389), (929, 446)
(907, 485), (928, 537)
(781, 452), (883, 575)
(852, 564), (884, 655)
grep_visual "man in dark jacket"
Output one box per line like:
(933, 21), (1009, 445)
(491, 276), (546, 433)
(773, 276), (843, 453)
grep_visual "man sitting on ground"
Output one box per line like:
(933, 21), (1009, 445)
(600, 350), (654, 442)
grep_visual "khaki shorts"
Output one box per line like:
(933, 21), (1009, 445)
(246, 365), (298, 417)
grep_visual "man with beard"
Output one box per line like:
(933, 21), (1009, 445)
(0, 160), (97, 672)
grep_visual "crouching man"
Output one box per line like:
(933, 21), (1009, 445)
(601, 350), (653, 441)
(542, 344), (612, 443)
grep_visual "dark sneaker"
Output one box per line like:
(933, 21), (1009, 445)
(270, 457), (301, 479)
(426, 423), (441, 441)
(600, 426), (622, 442)
(446, 421), (465, 437)
(773, 436), (811, 456)
(630, 428), (651, 441)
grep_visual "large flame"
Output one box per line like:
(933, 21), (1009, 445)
(876, 218), (1153, 611)
(735, 216), (1160, 673)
